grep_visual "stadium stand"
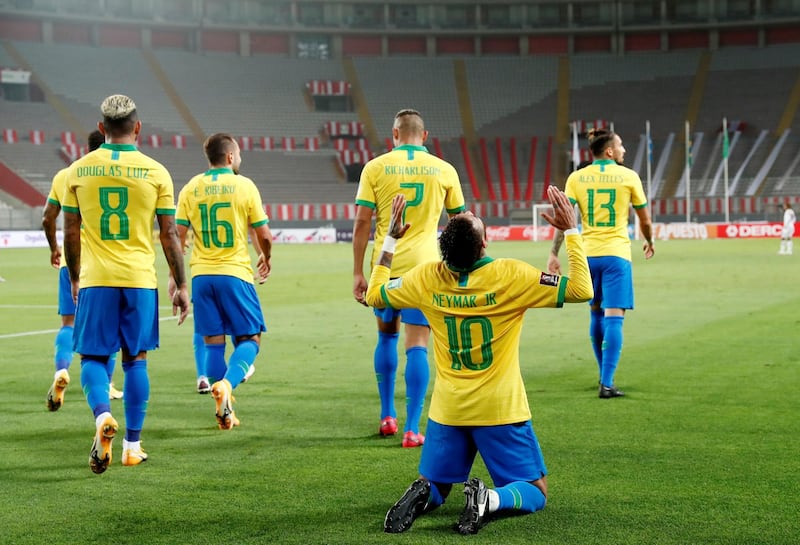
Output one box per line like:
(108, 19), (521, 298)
(353, 57), (463, 140)
(153, 50), (356, 138)
(11, 41), (190, 135)
(466, 56), (560, 136)
(0, 1), (798, 228)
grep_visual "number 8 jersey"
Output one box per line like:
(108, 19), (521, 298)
(564, 159), (648, 261)
(62, 143), (175, 288)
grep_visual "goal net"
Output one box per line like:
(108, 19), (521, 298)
(530, 203), (555, 242)
(530, 203), (641, 242)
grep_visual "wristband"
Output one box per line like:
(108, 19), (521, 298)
(381, 236), (397, 254)
(564, 228), (579, 236)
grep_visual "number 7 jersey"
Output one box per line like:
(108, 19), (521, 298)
(356, 144), (465, 275)
(62, 143), (175, 288)
(565, 159), (648, 260)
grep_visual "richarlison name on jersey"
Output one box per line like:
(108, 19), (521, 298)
(76, 165), (149, 179)
(432, 292), (497, 308)
(384, 165), (442, 176)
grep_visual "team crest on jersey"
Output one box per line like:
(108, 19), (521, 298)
(539, 273), (559, 286)
(387, 278), (403, 290)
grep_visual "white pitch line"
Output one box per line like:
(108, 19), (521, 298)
(0, 313), (194, 340)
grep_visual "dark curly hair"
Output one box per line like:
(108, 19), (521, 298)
(87, 130), (104, 152)
(439, 214), (483, 270)
(587, 128), (616, 158)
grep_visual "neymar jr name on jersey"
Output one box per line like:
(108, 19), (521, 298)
(383, 165), (442, 176)
(432, 292), (497, 308)
(75, 165), (150, 179)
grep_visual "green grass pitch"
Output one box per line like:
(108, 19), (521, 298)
(0, 238), (797, 545)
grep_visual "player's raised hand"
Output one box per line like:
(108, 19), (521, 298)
(388, 194), (411, 239)
(541, 186), (576, 232)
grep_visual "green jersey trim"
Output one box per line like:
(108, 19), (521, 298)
(446, 256), (494, 274)
(156, 208), (176, 216)
(355, 199), (376, 209)
(251, 219), (268, 227)
(205, 167), (234, 176)
(394, 144), (428, 153)
(556, 276), (567, 308)
(62, 205), (79, 214)
(379, 284), (394, 309)
(100, 143), (137, 152)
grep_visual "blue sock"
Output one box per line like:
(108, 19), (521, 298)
(80, 357), (110, 417)
(428, 481), (446, 508)
(589, 310), (604, 377)
(205, 343), (227, 382)
(375, 332), (399, 419)
(495, 481), (547, 513)
(600, 316), (624, 388)
(193, 333), (207, 378)
(404, 346), (429, 434)
(105, 352), (117, 382)
(122, 360), (149, 442)
(225, 340), (259, 389)
(54, 326), (73, 372)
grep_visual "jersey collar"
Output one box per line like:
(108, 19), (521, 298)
(592, 159), (615, 166)
(205, 167), (234, 176)
(393, 144), (428, 153)
(100, 143), (137, 151)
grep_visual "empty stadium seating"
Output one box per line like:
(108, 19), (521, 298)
(1, 38), (799, 228)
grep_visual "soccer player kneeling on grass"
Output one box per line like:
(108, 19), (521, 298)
(367, 188), (593, 534)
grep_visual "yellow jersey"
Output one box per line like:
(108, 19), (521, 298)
(366, 233), (592, 426)
(62, 143), (175, 289)
(176, 168), (268, 283)
(355, 144), (465, 275)
(565, 159), (647, 260)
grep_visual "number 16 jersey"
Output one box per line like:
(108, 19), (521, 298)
(176, 167), (268, 284)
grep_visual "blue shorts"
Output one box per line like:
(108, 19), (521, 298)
(588, 256), (634, 310)
(419, 419), (547, 487)
(74, 287), (158, 356)
(192, 275), (266, 337)
(58, 267), (75, 316)
(373, 306), (429, 327)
